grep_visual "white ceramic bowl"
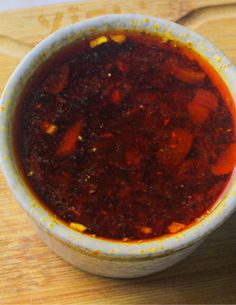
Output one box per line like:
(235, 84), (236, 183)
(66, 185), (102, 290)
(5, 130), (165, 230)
(1, 14), (236, 278)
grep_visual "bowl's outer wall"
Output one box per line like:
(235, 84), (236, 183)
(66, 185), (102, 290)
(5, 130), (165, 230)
(36, 222), (202, 278)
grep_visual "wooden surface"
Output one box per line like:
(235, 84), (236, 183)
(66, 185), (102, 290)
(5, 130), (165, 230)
(0, 1), (236, 304)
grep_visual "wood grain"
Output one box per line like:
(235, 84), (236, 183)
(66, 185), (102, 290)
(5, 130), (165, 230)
(0, 1), (236, 304)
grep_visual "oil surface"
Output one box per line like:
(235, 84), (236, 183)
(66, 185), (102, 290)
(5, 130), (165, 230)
(16, 31), (235, 240)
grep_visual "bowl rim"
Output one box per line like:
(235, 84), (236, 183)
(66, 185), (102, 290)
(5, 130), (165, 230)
(1, 13), (236, 257)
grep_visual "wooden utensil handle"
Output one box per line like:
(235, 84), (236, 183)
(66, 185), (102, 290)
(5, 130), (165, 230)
(177, 3), (236, 29)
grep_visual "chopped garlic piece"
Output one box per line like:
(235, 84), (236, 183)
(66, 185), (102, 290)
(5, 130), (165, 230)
(110, 34), (126, 44)
(27, 171), (34, 177)
(90, 36), (108, 48)
(168, 222), (185, 234)
(43, 122), (57, 135)
(70, 222), (87, 232)
(122, 237), (129, 241)
(141, 226), (152, 234)
(46, 124), (57, 135)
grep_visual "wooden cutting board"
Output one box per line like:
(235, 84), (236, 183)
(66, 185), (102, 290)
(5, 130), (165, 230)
(0, 1), (236, 304)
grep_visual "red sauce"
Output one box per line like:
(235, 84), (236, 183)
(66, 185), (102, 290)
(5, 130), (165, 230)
(16, 31), (236, 241)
